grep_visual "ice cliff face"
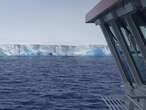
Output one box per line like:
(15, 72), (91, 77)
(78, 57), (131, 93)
(0, 45), (111, 56)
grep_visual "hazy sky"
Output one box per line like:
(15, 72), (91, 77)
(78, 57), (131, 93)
(0, 0), (106, 45)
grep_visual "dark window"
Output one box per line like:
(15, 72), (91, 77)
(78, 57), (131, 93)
(105, 23), (134, 83)
(132, 11), (146, 44)
(117, 18), (146, 83)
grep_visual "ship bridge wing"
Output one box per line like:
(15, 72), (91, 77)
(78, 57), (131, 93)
(86, 0), (120, 23)
(86, 0), (146, 23)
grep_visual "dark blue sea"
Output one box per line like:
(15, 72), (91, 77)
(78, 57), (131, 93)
(0, 56), (123, 110)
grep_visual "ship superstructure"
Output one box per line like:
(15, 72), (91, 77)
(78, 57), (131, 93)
(86, 0), (146, 110)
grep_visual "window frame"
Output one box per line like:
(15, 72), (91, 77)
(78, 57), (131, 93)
(99, 8), (146, 86)
(116, 17), (146, 84)
(110, 18), (143, 85)
(130, 11), (146, 61)
(100, 19), (136, 87)
(108, 22), (136, 84)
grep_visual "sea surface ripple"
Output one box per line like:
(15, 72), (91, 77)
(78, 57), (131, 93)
(0, 56), (123, 110)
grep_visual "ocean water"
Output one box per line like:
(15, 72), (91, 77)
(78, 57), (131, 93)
(0, 56), (123, 110)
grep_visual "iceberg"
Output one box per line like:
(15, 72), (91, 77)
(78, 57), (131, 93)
(0, 45), (111, 56)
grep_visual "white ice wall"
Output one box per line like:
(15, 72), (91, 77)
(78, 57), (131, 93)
(0, 45), (111, 56)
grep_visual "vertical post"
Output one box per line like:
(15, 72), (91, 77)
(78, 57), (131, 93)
(128, 102), (135, 110)
(142, 99), (146, 110)
(111, 20), (142, 85)
(100, 20), (131, 84)
(126, 15), (146, 63)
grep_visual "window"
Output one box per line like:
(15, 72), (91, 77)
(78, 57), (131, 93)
(117, 18), (146, 83)
(132, 11), (146, 44)
(105, 23), (134, 83)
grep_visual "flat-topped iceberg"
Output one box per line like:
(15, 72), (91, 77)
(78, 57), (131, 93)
(0, 45), (111, 56)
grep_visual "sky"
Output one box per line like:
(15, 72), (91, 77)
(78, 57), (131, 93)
(0, 0), (106, 45)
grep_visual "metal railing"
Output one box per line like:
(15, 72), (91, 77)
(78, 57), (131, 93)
(101, 95), (144, 110)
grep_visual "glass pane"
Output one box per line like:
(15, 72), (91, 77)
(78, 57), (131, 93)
(118, 18), (146, 83)
(107, 24), (134, 83)
(133, 12), (146, 40)
(140, 27), (146, 38)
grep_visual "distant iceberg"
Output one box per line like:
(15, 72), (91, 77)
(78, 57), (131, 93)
(0, 45), (111, 57)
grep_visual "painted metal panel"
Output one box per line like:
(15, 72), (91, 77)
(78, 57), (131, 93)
(86, 0), (119, 23)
